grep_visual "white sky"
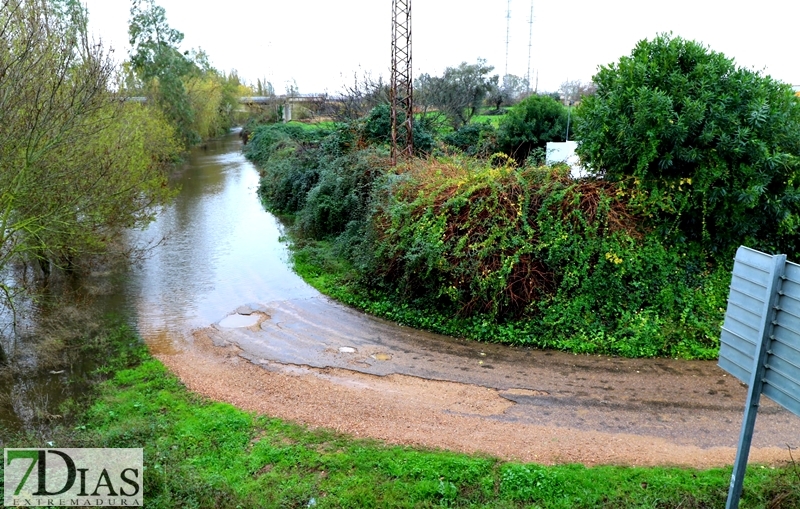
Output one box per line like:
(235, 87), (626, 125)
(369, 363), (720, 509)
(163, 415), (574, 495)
(81, 0), (800, 95)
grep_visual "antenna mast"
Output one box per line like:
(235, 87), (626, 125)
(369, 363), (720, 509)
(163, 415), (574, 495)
(504, 0), (511, 77)
(390, 0), (412, 166)
(526, 0), (533, 94)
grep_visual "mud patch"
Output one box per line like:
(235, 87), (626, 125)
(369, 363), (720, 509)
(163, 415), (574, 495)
(502, 388), (550, 397)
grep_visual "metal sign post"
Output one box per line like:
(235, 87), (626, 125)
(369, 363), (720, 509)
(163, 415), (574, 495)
(718, 247), (800, 509)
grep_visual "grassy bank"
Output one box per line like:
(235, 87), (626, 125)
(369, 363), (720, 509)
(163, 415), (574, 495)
(1, 322), (798, 508)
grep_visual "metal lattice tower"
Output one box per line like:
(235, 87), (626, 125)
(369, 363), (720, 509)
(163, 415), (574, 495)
(525, 0), (538, 94)
(526, 0), (534, 94)
(390, 0), (412, 165)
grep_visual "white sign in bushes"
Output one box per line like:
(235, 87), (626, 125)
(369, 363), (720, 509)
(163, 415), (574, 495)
(544, 141), (588, 179)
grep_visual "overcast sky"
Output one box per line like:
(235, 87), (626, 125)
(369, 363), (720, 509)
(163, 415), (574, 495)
(81, 0), (800, 95)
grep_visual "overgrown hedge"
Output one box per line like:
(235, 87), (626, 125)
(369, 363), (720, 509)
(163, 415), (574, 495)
(244, 114), (730, 359)
(365, 157), (726, 358)
(575, 34), (800, 258)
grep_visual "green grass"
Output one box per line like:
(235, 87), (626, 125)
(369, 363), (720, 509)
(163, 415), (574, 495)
(471, 114), (505, 127)
(286, 120), (336, 131)
(2, 323), (797, 508)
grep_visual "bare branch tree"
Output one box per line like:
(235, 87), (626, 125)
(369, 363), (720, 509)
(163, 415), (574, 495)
(558, 79), (597, 105)
(333, 70), (389, 122)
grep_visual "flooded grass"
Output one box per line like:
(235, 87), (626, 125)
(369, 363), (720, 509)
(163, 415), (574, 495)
(2, 323), (798, 508)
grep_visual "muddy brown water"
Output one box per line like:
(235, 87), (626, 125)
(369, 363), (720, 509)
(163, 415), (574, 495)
(2, 131), (798, 466)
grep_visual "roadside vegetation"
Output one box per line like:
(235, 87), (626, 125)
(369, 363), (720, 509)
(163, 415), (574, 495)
(246, 34), (800, 361)
(2, 322), (798, 508)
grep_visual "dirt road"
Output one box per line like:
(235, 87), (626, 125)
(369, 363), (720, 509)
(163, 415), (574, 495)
(151, 295), (799, 468)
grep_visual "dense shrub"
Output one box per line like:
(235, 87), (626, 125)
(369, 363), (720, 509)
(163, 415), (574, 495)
(244, 121), (390, 240)
(364, 157), (725, 357)
(357, 104), (435, 155)
(442, 122), (497, 157)
(244, 123), (329, 168)
(497, 95), (569, 163)
(296, 148), (390, 239)
(246, 95), (729, 359)
(245, 124), (330, 214)
(575, 33), (800, 258)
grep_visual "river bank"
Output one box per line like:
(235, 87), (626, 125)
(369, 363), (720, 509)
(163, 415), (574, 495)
(3, 322), (798, 508)
(2, 131), (798, 507)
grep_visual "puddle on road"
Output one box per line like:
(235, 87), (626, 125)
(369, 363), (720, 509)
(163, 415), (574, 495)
(219, 313), (260, 328)
(371, 352), (392, 361)
(339, 346), (357, 354)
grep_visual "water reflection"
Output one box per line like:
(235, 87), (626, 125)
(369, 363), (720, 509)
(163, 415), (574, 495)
(123, 133), (315, 351)
(0, 130), (315, 435)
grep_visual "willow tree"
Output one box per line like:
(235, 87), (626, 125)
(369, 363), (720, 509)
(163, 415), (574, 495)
(0, 0), (179, 304)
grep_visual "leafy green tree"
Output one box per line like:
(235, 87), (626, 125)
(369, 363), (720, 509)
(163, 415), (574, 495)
(416, 60), (498, 129)
(127, 1), (244, 146)
(0, 0), (178, 303)
(128, 0), (198, 145)
(575, 34), (800, 256)
(497, 95), (568, 163)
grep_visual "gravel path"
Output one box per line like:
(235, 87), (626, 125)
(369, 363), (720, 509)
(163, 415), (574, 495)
(150, 300), (799, 468)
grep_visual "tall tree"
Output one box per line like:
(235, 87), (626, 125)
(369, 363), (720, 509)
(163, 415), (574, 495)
(128, 0), (197, 145)
(488, 74), (529, 111)
(127, 1), (245, 145)
(416, 60), (498, 129)
(575, 34), (800, 256)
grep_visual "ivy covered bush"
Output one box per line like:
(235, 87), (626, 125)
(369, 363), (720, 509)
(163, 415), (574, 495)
(363, 157), (725, 358)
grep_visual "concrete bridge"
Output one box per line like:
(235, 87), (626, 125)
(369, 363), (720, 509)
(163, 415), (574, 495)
(125, 94), (336, 122)
(239, 94), (333, 122)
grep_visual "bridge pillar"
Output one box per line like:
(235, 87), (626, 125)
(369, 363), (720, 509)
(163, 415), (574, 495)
(283, 101), (292, 123)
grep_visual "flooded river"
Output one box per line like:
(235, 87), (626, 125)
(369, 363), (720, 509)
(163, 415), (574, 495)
(0, 130), (314, 435)
(2, 130), (797, 464)
(117, 132), (316, 351)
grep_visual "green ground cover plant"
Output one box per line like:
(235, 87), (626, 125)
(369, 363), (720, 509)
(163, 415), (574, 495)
(2, 321), (797, 508)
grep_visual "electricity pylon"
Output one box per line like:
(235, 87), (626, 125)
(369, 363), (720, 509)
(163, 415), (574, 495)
(390, 0), (412, 165)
